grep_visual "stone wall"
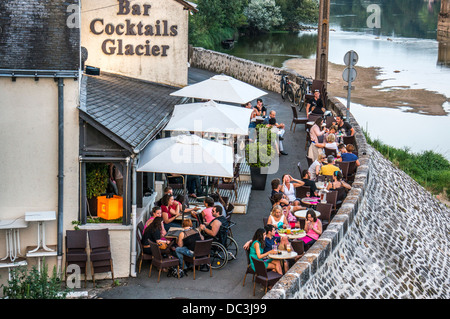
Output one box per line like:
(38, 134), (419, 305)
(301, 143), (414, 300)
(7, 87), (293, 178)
(190, 47), (449, 299)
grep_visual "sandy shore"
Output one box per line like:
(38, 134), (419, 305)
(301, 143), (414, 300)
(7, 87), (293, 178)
(284, 58), (449, 116)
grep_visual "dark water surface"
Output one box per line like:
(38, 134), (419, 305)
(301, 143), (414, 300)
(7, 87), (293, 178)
(219, 0), (450, 159)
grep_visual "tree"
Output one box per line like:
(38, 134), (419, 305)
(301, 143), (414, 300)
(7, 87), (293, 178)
(276, 0), (319, 30)
(245, 0), (284, 32)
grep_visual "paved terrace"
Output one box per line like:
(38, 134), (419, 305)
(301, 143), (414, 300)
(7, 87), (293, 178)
(96, 67), (310, 299)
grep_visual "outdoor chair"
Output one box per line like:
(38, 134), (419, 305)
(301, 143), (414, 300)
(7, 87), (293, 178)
(316, 202), (333, 230)
(183, 239), (213, 280)
(137, 221), (144, 236)
(87, 228), (114, 285)
(136, 227), (152, 274)
(149, 241), (180, 282)
(242, 248), (256, 287)
(335, 161), (350, 180)
(290, 240), (305, 261)
(295, 185), (311, 200)
(326, 190), (338, 213)
(306, 156), (313, 168)
(343, 135), (356, 148)
(346, 160), (358, 184)
(307, 113), (322, 122)
(297, 161), (303, 178)
(325, 115), (335, 128)
(166, 173), (185, 191)
(311, 79), (325, 96)
(290, 105), (308, 133)
(305, 130), (311, 151)
(252, 257), (283, 295)
(65, 229), (88, 288)
(324, 147), (337, 158)
(216, 167), (239, 201)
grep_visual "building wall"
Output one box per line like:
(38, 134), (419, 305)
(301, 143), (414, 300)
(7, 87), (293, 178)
(81, 0), (189, 87)
(0, 77), (80, 286)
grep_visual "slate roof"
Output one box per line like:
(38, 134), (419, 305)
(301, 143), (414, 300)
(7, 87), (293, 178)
(79, 72), (184, 152)
(0, 0), (80, 70)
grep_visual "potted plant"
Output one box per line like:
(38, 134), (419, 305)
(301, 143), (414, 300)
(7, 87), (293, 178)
(86, 163), (109, 216)
(245, 124), (277, 190)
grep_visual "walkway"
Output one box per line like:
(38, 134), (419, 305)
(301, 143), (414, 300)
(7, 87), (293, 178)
(95, 67), (309, 299)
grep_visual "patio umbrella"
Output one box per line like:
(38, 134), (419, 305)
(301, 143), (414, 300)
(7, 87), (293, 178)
(136, 134), (234, 178)
(163, 100), (254, 136)
(169, 74), (268, 104)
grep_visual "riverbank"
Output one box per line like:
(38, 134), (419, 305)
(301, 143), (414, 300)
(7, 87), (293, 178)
(284, 58), (450, 116)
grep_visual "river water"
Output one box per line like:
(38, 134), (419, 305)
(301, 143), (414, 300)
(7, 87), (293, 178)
(220, 0), (450, 160)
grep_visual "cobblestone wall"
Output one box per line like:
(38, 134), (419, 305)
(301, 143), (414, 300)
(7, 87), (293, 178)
(191, 48), (450, 299)
(289, 149), (449, 299)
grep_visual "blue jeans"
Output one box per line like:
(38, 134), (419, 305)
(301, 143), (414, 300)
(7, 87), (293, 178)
(175, 246), (193, 269)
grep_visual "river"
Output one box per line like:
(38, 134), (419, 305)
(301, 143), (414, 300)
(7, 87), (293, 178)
(219, 0), (450, 160)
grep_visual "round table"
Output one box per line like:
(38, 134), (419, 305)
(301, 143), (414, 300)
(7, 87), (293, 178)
(294, 209), (321, 219)
(277, 229), (306, 240)
(301, 197), (320, 207)
(268, 250), (298, 260)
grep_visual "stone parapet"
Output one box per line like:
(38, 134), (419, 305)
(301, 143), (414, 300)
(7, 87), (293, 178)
(190, 47), (371, 299)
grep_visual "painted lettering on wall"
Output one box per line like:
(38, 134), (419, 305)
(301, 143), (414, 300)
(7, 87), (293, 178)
(90, 0), (178, 57)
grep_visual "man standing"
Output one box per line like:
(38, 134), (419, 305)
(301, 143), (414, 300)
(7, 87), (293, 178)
(306, 89), (325, 117)
(267, 110), (288, 156)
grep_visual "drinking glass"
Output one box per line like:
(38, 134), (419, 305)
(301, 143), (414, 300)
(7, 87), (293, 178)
(306, 192), (310, 198)
(286, 244), (292, 253)
(272, 244), (278, 252)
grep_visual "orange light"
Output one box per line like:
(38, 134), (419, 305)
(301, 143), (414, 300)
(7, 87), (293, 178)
(97, 195), (123, 220)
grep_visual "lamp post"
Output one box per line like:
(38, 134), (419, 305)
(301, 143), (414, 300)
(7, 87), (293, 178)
(315, 0), (331, 89)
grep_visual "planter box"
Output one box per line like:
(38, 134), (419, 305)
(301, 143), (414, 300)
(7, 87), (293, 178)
(250, 166), (268, 190)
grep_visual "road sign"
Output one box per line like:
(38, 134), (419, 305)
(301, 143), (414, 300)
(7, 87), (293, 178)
(344, 50), (359, 67)
(342, 67), (357, 82)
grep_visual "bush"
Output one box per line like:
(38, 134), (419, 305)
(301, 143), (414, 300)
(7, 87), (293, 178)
(364, 130), (450, 198)
(2, 262), (69, 299)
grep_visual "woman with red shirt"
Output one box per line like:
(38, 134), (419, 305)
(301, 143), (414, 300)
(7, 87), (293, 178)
(160, 194), (181, 231)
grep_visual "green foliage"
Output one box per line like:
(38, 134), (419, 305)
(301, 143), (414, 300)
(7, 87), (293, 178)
(245, 124), (277, 167)
(86, 163), (108, 199)
(189, 0), (247, 49)
(2, 263), (69, 299)
(276, 0), (319, 30)
(364, 131), (450, 198)
(245, 0), (284, 32)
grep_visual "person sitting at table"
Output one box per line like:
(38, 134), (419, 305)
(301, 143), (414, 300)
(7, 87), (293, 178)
(340, 143), (360, 166)
(281, 174), (305, 202)
(300, 209), (322, 250)
(143, 206), (162, 232)
(306, 89), (325, 117)
(271, 178), (290, 207)
(198, 196), (215, 224)
(310, 117), (326, 144)
(253, 98), (267, 117)
(248, 228), (283, 275)
(327, 171), (351, 202)
(199, 205), (228, 245)
(308, 154), (326, 180)
(142, 216), (172, 256)
(175, 194), (201, 221)
(156, 186), (173, 206)
(175, 219), (204, 276)
(267, 110), (288, 156)
(267, 204), (289, 230)
(324, 133), (339, 155)
(334, 116), (355, 136)
(161, 194), (182, 231)
(319, 155), (341, 177)
(301, 170), (318, 196)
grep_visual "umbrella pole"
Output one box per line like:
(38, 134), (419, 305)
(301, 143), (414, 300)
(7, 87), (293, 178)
(182, 175), (187, 223)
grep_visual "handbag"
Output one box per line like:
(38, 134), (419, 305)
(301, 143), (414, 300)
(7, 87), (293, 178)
(158, 241), (168, 250)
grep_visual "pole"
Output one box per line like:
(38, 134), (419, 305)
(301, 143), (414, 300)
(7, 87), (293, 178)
(346, 51), (354, 121)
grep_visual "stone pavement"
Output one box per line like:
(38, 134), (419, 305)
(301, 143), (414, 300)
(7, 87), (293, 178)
(94, 67), (309, 299)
